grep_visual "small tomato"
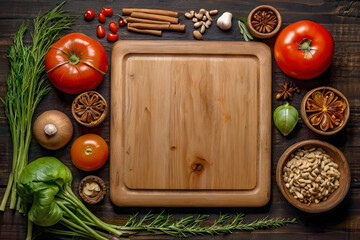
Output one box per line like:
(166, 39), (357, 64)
(98, 12), (106, 23)
(118, 18), (126, 27)
(102, 8), (113, 16)
(109, 22), (117, 33)
(71, 134), (109, 171)
(97, 25), (106, 38)
(84, 9), (95, 21)
(107, 32), (118, 41)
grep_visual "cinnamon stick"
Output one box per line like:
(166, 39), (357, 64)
(130, 12), (178, 24)
(127, 26), (162, 36)
(125, 17), (171, 25)
(122, 8), (178, 18)
(128, 23), (185, 31)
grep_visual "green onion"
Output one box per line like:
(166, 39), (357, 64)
(0, 2), (73, 212)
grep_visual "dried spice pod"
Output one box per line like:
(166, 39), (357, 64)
(275, 81), (301, 100)
(72, 91), (108, 127)
(79, 175), (106, 204)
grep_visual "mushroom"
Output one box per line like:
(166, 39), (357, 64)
(78, 175), (106, 204)
(33, 110), (73, 150)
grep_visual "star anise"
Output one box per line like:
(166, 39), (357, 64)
(305, 90), (347, 132)
(73, 91), (106, 124)
(251, 10), (278, 33)
(275, 82), (300, 100)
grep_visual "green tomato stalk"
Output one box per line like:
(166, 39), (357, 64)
(0, 2), (73, 212)
(18, 157), (297, 239)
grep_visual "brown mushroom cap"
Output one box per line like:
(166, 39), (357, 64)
(78, 175), (106, 204)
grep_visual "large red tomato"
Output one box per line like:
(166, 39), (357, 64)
(274, 20), (334, 79)
(45, 33), (108, 94)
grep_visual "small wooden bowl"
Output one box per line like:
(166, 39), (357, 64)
(72, 91), (108, 128)
(247, 5), (282, 39)
(276, 140), (350, 213)
(79, 175), (106, 204)
(301, 86), (350, 135)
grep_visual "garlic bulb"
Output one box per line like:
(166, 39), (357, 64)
(217, 12), (232, 30)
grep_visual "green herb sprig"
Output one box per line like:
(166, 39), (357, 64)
(237, 17), (254, 41)
(118, 212), (296, 238)
(0, 2), (73, 212)
(41, 211), (296, 239)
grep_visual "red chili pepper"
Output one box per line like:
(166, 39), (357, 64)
(109, 22), (118, 33)
(96, 25), (106, 38)
(84, 10), (95, 21)
(98, 12), (106, 23)
(102, 8), (113, 16)
(107, 32), (119, 41)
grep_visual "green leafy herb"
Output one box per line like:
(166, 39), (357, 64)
(237, 17), (254, 41)
(0, 2), (73, 212)
(18, 157), (296, 239)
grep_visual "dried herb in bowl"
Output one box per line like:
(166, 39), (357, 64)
(305, 89), (347, 132)
(251, 9), (278, 33)
(72, 91), (108, 127)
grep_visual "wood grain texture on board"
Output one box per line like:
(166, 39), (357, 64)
(110, 40), (272, 207)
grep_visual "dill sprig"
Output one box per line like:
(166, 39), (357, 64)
(117, 211), (297, 238)
(0, 2), (73, 211)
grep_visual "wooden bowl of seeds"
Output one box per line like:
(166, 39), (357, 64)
(247, 5), (282, 39)
(276, 140), (350, 213)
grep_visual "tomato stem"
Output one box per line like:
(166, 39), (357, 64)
(68, 54), (80, 65)
(85, 146), (93, 155)
(296, 38), (318, 59)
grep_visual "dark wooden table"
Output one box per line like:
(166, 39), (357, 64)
(1, 0), (359, 239)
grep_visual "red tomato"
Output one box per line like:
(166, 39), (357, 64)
(102, 8), (113, 16)
(45, 33), (108, 94)
(274, 20), (334, 79)
(71, 134), (109, 171)
(118, 18), (125, 27)
(109, 22), (117, 33)
(107, 32), (118, 41)
(98, 12), (106, 23)
(84, 9), (95, 21)
(97, 25), (106, 38)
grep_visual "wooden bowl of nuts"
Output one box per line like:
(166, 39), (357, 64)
(247, 5), (282, 39)
(301, 86), (350, 135)
(72, 91), (108, 127)
(276, 140), (350, 213)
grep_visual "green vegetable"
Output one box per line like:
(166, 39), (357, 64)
(18, 157), (122, 240)
(0, 2), (73, 212)
(19, 157), (296, 239)
(237, 18), (254, 41)
(273, 103), (299, 136)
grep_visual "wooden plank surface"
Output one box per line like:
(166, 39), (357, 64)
(0, 0), (360, 239)
(110, 41), (271, 207)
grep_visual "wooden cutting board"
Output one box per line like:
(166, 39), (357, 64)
(110, 40), (271, 207)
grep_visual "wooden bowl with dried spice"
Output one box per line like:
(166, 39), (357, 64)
(247, 5), (282, 39)
(72, 91), (108, 127)
(276, 140), (350, 213)
(301, 86), (350, 135)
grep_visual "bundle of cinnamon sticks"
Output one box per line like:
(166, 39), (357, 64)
(122, 8), (185, 36)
